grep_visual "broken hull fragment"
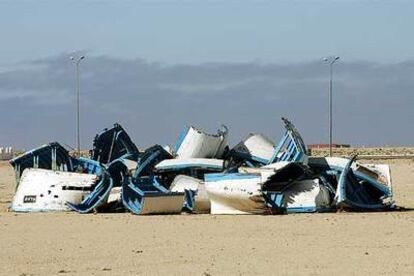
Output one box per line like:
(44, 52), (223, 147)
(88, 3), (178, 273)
(9, 142), (74, 188)
(229, 134), (275, 165)
(308, 156), (393, 210)
(269, 117), (308, 164)
(175, 125), (228, 159)
(122, 176), (185, 215)
(120, 145), (184, 215)
(279, 179), (332, 213)
(11, 169), (95, 212)
(335, 157), (394, 210)
(205, 173), (269, 215)
(91, 123), (139, 164)
(227, 118), (308, 167)
(9, 142), (114, 213)
(65, 170), (113, 213)
(205, 172), (332, 215)
(170, 175), (211, 213)
(155, 158), (224, 174)
(309, 157), (392, 187)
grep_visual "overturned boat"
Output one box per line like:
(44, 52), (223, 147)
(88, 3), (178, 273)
(10, 143), (112, 212)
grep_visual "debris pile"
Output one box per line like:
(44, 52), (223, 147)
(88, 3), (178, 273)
(9, 118), (395, 214)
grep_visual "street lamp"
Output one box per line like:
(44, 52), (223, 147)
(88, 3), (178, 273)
(323, 56), (340, 157)
(70, 55), (85, 156)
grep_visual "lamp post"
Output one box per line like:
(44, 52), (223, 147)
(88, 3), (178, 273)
(323, 56), (340, 157)
(70, 55), (85, 156)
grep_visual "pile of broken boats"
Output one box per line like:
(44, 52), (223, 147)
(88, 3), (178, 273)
(9, 118), (395, 215)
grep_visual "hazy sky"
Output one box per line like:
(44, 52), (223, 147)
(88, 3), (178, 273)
(1, 0), (413, 149)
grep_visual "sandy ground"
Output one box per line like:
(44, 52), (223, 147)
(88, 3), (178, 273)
(310, 146), (414, 157)
(0, 159), (413, 275)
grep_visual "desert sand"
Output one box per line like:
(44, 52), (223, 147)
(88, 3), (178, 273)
(0, 158), (413, 275)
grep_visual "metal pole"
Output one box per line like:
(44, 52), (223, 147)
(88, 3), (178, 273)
(71, 55), (85, 157)
(76, 61), (80, 157)
(329, 62), (333, 157)
(324, 56), (339, 157)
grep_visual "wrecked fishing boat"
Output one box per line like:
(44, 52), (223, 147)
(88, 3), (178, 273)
(227, 117), (308, 167)
(205, 162), (332, 215)
(68, 124), (141, 213)
(8, 118), (395, 215)
(159, 126), (229, 212)
(10, 143), (112, 212)
(205, 118), (393, 214)
(91, 123), (140, 164)
(205, 118), (316, 215)
(137, 125), (230, 213)
(308, 156), (394, 210)
(154, 158), (223, 213)
(120, 123), (229, 214)
(121, 145), (185, 215)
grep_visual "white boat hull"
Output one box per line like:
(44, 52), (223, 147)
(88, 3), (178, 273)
(175, 126), (228, 159)
(205, 173), (267, 215)
(170, 175), (210, 213)
(139, 194), (185, 215)
(231, 134), (275, 164)
(11, 168), (96, 212)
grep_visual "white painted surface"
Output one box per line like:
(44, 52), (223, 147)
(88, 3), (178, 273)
(231, 134), (275, 163)
(356, 163), (392, 188)
(170, 175), (201, 192)
(155, 158), (224, 171)
(205, 170), (331, 214)
(170, 175), (210, 213)
(176, 126), (228, 159)
(11, 168), (96, 212)
(106, 186), (122, 205)
(283, 179), (331, 210)
(139, 194), (185, 215)
(205, 174), (267, 215)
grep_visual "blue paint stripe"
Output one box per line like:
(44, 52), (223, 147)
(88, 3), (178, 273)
(174, 126), (190, 153)
(269, 132), (288, 164)
(204, 173), (260, 182)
